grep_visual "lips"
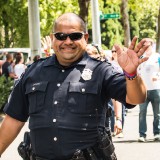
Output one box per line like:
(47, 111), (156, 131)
(60, 45), (76, 51)
(61, 45), (75, 49)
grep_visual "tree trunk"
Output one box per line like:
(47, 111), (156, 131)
(78, 0), (90, 23)
(2, 11), (10, 48)
(156, 5), (160, 53)
(121, 0), (131, 47)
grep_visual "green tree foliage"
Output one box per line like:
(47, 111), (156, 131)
(138, 0), (159, 41)
(0, 0), (159, 50)
(98, 0), (159, 48)
(129, 0), (159, 42)
(156, 5), (160, 53)
(128, 0), (140, 40)
(39, 0), (79, 37)
(0, 76), (13, 110)
(0, 0), (29, 48)
(99, 0), (123, 49)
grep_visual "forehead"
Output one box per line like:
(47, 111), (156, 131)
(54, 16), (82, 33)
(55, 20), (82, 33)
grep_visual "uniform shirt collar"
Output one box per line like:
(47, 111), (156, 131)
(43, 52), (89, 68)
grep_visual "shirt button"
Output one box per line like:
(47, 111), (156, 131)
(53, 137), (57, 141)
(53, 119), (56, 122)
(54, 101), (58, 105)
(62, 70), (65, 72)
(32, 87), (35, 90)
(57, 83), (61, 87)
(82, 88), (85, 92)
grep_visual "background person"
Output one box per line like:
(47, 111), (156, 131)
(0, 13), (152, 160)
(0, 61), (4, 76)
(110, 46), (126, 138)
(2, 53), (17, 80)
(0, 52), (7, 76)
(138, 50), (160, 142)
(86, 43), (106, 61)
(13, 52), (27, 83)
(33, 55), (41, 62)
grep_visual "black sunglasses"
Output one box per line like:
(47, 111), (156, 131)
(54, 32), (84, 41)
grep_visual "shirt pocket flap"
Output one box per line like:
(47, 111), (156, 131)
(69, 82), (98, 94)
(25, 81), (48, 94)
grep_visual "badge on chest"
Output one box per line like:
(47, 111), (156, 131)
(81, 69), (93, 81)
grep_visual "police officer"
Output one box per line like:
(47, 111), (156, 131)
(0, 13), (153, 160)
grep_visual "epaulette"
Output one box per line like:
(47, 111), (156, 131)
(26, 57), (49, 69)
(90, 56), (101, 61)
(90, 56), (106, 64)
(35, 57), (48, 62)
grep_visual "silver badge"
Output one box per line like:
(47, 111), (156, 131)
(81, 69), (93, 81)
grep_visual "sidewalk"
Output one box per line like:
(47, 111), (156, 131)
(113, 104), (160, 160)
(1, 103), (160, 160)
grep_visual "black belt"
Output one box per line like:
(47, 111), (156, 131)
(33, 148), (93, 160)
(33, 143), (116, 160)
(35, 155), (86, 160)
(35, 158), (86, 160)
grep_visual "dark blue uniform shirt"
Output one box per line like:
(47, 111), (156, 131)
(4, 53), (132, 159)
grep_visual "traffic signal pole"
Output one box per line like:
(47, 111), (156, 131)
(28, 0), (42, 60)
(91, 0), (101, 46)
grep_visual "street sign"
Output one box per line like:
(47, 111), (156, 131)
(100, 13), (120, 20)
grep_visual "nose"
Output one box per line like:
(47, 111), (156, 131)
(64, 36), (73, 44)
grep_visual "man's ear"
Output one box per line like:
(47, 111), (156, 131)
(84, 33), (89, 43)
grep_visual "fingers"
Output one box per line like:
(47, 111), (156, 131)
(41, 36), (52, 50)
(128, 36), (138, 50)
(135, 38), (153, 57)
(114, 120), (122, 136)
(114, 127), (122, 136)
(45, 36), (52, 44)
(136, 44), (151, 58)
(138, 56), (149, 64)
(128, 37), (153, 59)
(41, 38), (45, 46)
(41, 37), (47, 47)
(114, 37), (153, 62)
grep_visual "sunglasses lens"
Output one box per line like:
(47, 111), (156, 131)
(54, 33), (67, 40)
(69, 33), (83, 41)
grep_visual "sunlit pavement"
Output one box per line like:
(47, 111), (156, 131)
(113, 104), (160, 160)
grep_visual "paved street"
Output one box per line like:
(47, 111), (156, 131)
(113, 104), (160, 160)
(0, 103), (160, 160)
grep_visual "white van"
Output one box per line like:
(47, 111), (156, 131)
(0, 48), (48, 63)
(0, 48), (31, 63)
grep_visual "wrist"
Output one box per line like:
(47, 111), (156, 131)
(44, 49), (50, 53)
(115, 117), (122, 122)
(123, 70), (137, 80)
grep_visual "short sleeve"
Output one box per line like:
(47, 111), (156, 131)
(4, 77), (29, 122)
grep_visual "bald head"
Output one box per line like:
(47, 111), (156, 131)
(53, 13), (87, 33)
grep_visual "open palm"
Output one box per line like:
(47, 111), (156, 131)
(114, 36), (153, 74)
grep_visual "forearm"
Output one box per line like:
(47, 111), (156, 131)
(126, 75), (147, 105)
(0, 115), (25, 155)
(112, 99), (122, 119)
(9, 73), (18, 79)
